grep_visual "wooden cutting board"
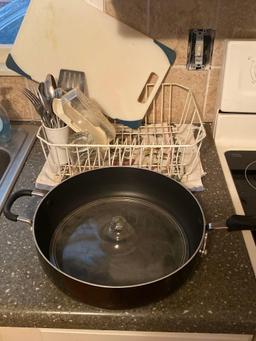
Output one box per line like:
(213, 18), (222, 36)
(7, 0), (175, 123)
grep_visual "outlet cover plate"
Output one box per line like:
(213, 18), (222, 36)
(187, 29), (215, 70)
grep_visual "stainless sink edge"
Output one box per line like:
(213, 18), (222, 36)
(0, 123), (38, 213)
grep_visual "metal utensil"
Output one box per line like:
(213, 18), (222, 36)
(54, 87), (63, 98)
(58, 69), (87, 94)
(44, 74), (57, 100)
(48, 74), (57, 90)
(38, 82), (60, 128)
(38, 82), (50, 107)
(23, 88), (51, 126)
(36, 87), (53, 126)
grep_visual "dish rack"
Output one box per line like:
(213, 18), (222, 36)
(37, 83), (206, 184)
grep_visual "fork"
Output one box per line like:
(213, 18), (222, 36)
(23, 88), (51, 126)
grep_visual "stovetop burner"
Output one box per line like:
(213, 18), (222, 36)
(245, 160), (256, 191)
(225, 150), (256, 244)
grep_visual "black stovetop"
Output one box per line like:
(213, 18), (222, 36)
(225, 150), (256, 243)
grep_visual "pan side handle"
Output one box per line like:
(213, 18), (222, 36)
(4, 189), (45, 225)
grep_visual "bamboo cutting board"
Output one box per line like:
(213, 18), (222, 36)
(6, 0), (175, 123)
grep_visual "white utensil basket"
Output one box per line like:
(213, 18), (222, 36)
(37, 83), (206, 183)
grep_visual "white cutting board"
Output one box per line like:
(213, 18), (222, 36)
(7, 0), (174, 123)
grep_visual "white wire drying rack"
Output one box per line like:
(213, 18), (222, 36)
(37, 83), (206, 184)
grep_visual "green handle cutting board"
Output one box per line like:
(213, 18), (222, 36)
(7, 0), (175, 125)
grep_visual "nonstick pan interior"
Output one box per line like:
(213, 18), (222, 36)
(49, 196), (190, 286)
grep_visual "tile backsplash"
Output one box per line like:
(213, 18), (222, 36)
(1, 0), (255, 122)
(105, 0), (256, 122)
(0, 76), (39, 121)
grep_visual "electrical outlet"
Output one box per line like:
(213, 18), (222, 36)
(187, 29), (215, 70)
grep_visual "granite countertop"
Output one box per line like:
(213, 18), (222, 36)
(0, 124), (255, 334)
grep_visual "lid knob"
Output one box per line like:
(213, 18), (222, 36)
(107, 216), (134, 242)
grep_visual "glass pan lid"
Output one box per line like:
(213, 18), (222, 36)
(49, 197), (189, 286)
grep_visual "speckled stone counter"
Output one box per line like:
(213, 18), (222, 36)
(0, 124), (255, 334)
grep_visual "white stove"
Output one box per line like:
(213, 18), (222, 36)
(214, 40), (256, 275)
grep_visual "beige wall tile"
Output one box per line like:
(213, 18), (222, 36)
(104, 0), (149, 34)
(164, 66), (208, 118)
(0, 76), (36, 120)
(146, 81), (200, 124)
(145, 67), (207, 123)
(149, 0), (218, 65)
(204, 68), (221, 122)
(145, 83), (182, 124)
(211, 39), (224, 67)
(215, 0), (256, 39)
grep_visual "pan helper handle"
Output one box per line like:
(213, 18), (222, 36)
(4, 189), (46, 225)
(226, 215), (256, 231)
